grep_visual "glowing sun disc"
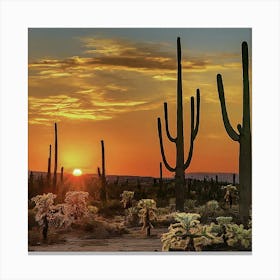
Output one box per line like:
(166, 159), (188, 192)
(73, 168), (82, 176)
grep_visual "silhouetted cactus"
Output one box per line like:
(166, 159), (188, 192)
(52, 123), (58, 192)
(157, 37), (200, 211)
(217, 41), (251, 224)
(157, 162), (164, 198)
(47, 144), (51, 185)
(233, 173), (236, 186)
(215, 175), (218, 184)
(98, 140), (107, 201)
(60, 166), (64, 183)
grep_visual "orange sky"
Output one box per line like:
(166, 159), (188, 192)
(28, 28), (252, 177)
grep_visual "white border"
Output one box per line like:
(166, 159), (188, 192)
(0, 0), (279, 280)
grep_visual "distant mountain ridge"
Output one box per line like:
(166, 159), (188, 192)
(28, 171), (239, 184)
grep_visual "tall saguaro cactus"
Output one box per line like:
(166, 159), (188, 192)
(60, 166), (64, 183)
(52, 123), (58, 192)
(217, 41), (251, 224)
(47, 144), (51, 185)
(157, 37), (200, 211)
(98, 140), (107, 201)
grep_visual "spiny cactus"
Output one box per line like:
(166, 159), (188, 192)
(157, 37), (200, 211)
(217, 41), (251, 224)
(52, 123), (58, 192)
(98, 140), (107, 201)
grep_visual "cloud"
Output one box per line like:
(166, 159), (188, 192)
(29, 36), (243, 125)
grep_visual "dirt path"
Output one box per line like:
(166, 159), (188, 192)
(29, 227), (166, 252)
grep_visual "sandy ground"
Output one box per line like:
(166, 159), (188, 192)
(28, 227), (167, 252)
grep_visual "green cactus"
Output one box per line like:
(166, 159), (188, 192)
(157, 37), (200, 211)
(47, 144), (51, 185)
(217, 41), (251, 224)
(52, 123), (58, 192)
(98, 140), (107, 201)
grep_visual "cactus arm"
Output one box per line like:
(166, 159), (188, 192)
(192, 89), (200, 139)
(184, 97), (195, 169)
(242, 41), (250, 132)
(217, 74), (240, 142)
(164, 102), (177, 142)
(157, 118), (176, 172)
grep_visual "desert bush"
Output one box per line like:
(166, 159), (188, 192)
(125, 206), (139, 226)
(82, 217), (128, 238)
(98, 199), (124, 217)
(28, 209), (37, 230)
(184, 199), (197, 211)
(88, 205), (99, 214)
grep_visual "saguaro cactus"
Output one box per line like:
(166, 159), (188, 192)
(52, 123), (58, 192)
(60, 166), (64, 183)
(47, 144), (51, 185)
(98, 140), (107, 201)
(157, 37), (200, 211)
(217, 41), (251, 224)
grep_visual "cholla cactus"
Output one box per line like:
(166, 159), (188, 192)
(31, 191), (89, 240)
(64, 191), (89, 222)
(31, 193), (57, 239)
(225, 224), (252, 249)
(137, 199), (157, 236)
(120, 191), (134, 209)
(161, 213), (216, 251)
(206, 200), (220, 212)
(221, 184), (237, 192)
(216, 216), (233, 225)
(31, 193), (57, 226)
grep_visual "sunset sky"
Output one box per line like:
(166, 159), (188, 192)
(28, 28), (252, 177)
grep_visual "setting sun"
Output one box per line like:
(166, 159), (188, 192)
(73, 168), (82, 176)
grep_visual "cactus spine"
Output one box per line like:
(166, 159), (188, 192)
(52, 123), (58, 192)
(47, 144), (51, 185)
(98, 140), (107, 201)
(217, 41), (251, 224)
(157, 37), (200, 211)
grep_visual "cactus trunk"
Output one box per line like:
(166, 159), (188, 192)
(217, 41), (251, 224)
(53, 123), (58, 192)
(157, 37), (200, 211)
(47, 144), (51, 185)
(60, 166), (64, 183)
(98, 140), (107, 201)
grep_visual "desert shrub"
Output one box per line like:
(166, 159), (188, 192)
(28, 209), (37, 230)
(196, 200), (225, 223)
(120, 191), (134, 208)
(125, 206), (139, 226)
(216, 216), (233, 225)
(184, 199), (197, 211)
(98, 199), (124, 217)
(82, 218), (128, 238)
(88, 205), (99, 214)
(161, 213), (217, 251)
